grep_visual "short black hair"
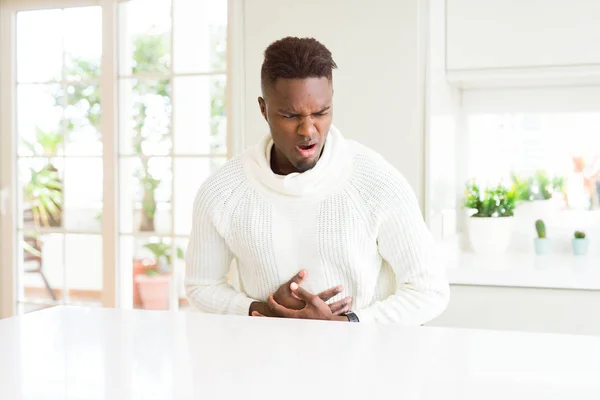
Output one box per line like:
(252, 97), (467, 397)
(261, 37), (337, 91)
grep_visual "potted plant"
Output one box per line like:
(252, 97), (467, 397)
(572, 231), (589, 256)
(132, 257), (156, 308)
(135, 241), (184, 310)
(464, 180), (517, 255)
(534, 219), (551, 255)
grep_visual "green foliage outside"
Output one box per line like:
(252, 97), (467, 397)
(25, 27), (226, 233)
(23, 165), (63, 228)
(511, 170), (565, 202)
(23, 26), (226, 266)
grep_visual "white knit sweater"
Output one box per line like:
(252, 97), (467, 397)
(185, 126), (450, 324)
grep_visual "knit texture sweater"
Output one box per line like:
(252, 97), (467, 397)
(185, 126), (450, 324)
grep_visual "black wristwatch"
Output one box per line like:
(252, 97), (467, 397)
(343, 311), (359, 322)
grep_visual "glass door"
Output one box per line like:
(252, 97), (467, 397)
(14, 5), (104, 314)
(0, 0), (229, 316)
(117, 0), (228, 311)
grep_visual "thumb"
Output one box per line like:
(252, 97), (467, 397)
(289, 269), (307, 285)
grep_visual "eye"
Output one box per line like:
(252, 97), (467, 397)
(313, 113), (328, 117)
(282, 115), (297, 119)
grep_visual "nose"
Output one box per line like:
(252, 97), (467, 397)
(297, 117), (317, 138)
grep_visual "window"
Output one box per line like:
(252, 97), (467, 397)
(116, 0), (227, 311)
(467, 112), (600, 211)
(0, 0), (229, 316)
(428, 86), (600, 260)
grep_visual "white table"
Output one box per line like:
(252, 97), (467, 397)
(1, 306), (599, 399)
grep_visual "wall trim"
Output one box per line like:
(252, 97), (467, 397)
(0, 0), (16, 319)
(227, 0), (246, 156)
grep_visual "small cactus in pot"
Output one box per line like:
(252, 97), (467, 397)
(572, 231), (589, 256)
(535, 220), (546, 239)
(533, 219), (551, 255)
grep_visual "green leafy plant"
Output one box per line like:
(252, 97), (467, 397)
(22, 233), (42, 258)
(21, 57), (102, 232)
(535, 219), (546, 239)
(22, 127), (63, 155)
(574, 231), (586, 240)
(130, 35), (171, 232)
(142, 241), (185, 276)
(127, 30), (226, 231)
(551, 175), (565, 196)
(23, 165), (63, 227)
(511, 170), (565, 202)
(464, 180), (517, 218)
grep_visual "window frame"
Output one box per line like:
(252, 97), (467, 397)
(426, 84), (600, 248)
(0, 0), (243, 317)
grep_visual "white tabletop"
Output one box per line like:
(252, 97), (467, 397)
(1, 306), (599, 400)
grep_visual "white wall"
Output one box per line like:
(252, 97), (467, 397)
(427, 0), (600, 336)
(446, 0), (600, 71)
(240, 0), (427, 203)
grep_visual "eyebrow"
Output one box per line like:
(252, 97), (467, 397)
(278, 106), (331, 116)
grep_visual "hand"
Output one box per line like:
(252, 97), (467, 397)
(272, 269), (308, 310)
(256, 283), (351, 321)
(271, 269), (351, 314)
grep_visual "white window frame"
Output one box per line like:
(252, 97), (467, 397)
(0, 0), (245, 318)
(426, 84), (600, 247)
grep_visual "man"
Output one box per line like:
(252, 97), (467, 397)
(185, 37), (449, 324)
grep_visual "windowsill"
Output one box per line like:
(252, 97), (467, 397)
(445, 251), (600, 291)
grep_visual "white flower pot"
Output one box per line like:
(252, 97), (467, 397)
(467, 217), (515, 255)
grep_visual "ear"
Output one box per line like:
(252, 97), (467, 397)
(258, 97), (268, 122)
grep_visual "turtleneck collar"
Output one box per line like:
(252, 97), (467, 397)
(242, 125), (352, 198)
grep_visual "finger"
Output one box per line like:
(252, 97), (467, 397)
(290, 283), (319, 305)
(290, 291), (302, 302)
(329, 297), (352, 312)
(251, 311), (266, 317)
(332, 303), (352, 316)
(267, 295), (297, 318)
(317, 285), (344, 302)
(288, 269), (307, 285)
(329, 296), (352, 314)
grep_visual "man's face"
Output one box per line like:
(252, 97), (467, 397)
(258, 77), (333, 174)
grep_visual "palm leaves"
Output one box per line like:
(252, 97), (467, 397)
(22, 127), (63, 156)
(23, 165), (63, 228)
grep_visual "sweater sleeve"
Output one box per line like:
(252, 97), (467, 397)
(185, 189), (256, 315)
(354, 169), (450, 325)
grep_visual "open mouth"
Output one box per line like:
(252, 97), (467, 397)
(297, 143), (316, 151)
(296, 143), (318, 158)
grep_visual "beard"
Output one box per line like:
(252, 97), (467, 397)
(293, 158), (318, 172)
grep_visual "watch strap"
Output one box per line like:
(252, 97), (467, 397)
(343, 311), (359, 322)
